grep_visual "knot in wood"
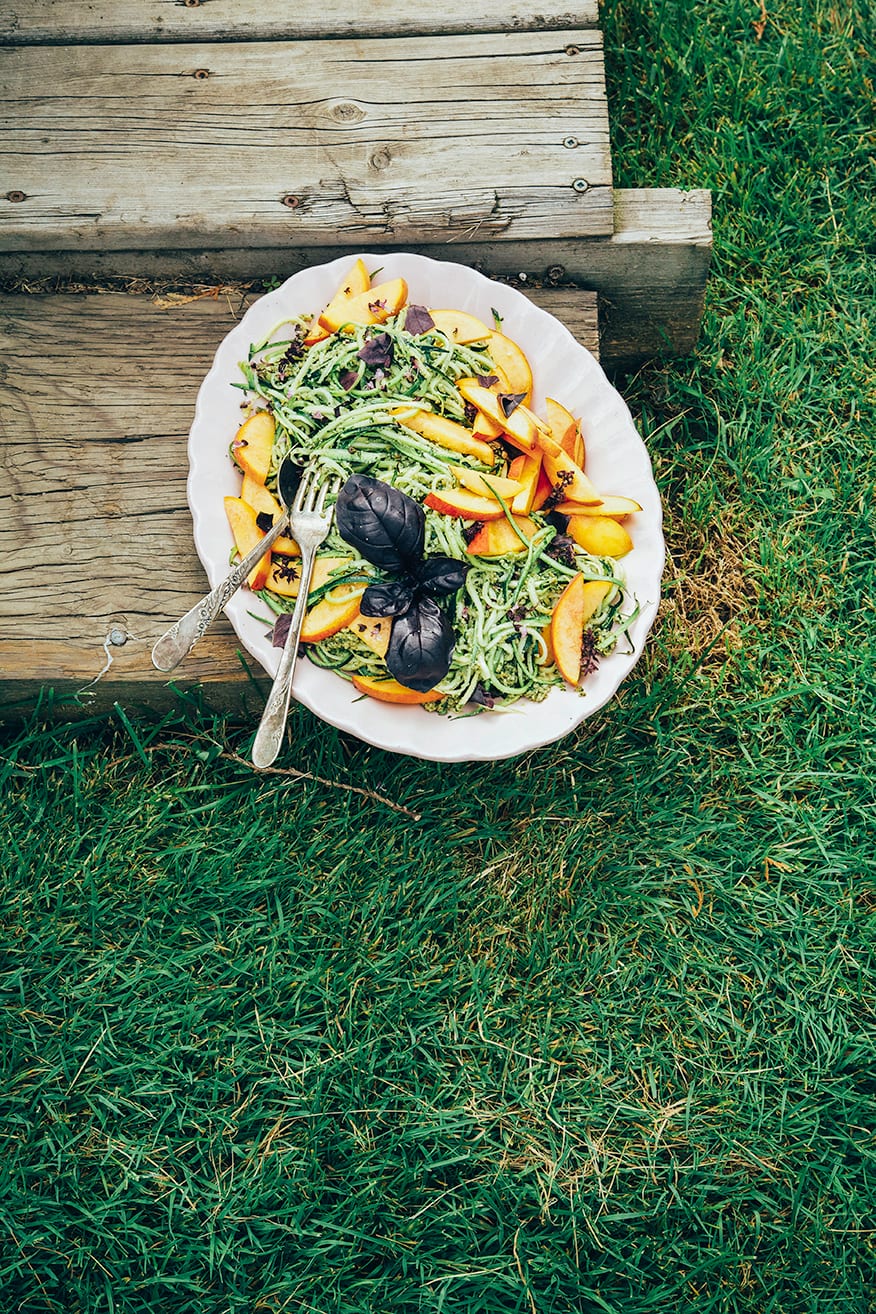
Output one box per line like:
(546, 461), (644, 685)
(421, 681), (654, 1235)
(6, 190), (26, 203)
(565, 44), (581, 56)
(193, 68), (210, 81)
(331, 100), (366, 124)
(370, 147), (392, 172)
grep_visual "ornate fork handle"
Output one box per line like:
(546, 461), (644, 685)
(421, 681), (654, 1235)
(250, 535), (320, 769)
(152, 516), (290, 672)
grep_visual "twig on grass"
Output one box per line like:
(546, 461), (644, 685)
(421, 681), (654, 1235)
(220, 750), (421, 820)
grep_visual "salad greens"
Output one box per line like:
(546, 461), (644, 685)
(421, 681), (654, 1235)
(235, 309), (636, 713)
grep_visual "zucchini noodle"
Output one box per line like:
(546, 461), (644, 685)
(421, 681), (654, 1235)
(236, 310), (635, 714)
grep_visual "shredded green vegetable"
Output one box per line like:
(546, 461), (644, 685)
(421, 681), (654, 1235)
(235, 310), (636, 713)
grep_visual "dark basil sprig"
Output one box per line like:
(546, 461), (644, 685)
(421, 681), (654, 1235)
(335, 474), (424, 572)
(335, 475), (469, 691)
(386, 598), (457, 692)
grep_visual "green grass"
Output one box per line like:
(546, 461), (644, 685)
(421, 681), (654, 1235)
(2, 1), (876, 1309)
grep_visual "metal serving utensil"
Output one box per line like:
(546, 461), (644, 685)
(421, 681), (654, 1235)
(151, 456), (303, 672)
(251, 467), (343, 769)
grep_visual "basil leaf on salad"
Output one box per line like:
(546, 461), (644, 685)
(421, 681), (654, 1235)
(386, 597), (456, 691)
(335, 474), (425, 572)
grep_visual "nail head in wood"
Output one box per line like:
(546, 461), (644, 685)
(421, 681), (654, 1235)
(281, 195), (300, 209)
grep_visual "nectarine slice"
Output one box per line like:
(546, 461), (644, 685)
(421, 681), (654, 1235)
(240, 476), (300, 554)
(319, 278), (407, 331)
(429, 309), (491, 344)
(224, 496), (272, 591)
(266, 553), (352, 600)
(309, 259), (372, 340)
(449, 465), (522, 500)
(508, 453), (542, 514)
(456, 382), (539, 454)
(545, 397), (581, 461)
(392, 407), (496, 466)
(346, 610), (392, 659)
(465, 515), (537, 556)
(554, 495), (643, 519)
(301, 592), (363, 644)
(540, 447), (602, 506)
(486, 331), (533, 403)
(424, 487), (507, 521)
(550, 573), (586, 684)
(232, 411), (275, 484)
(568, 516), (633, 558)
(351, 674), (443, 705)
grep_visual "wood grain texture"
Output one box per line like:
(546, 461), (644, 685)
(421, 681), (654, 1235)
(0, 288), (599, 717)
(0, 31), (613, 252)
(0, 0), (599, 44)
(0, 191), (712, 364)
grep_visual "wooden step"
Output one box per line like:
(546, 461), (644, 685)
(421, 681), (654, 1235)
(0, 29), (614, 254)
(0, 286), (599, 719)
(0, 0), (599, 44)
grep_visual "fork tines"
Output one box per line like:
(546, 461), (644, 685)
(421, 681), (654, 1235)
(293, 467), (341, 516)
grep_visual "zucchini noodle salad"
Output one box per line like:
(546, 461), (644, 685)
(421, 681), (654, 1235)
(223, 261), (642, 716)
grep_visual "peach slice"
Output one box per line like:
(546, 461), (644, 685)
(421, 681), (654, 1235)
(454, 377), (505, 437)
(456, 382), (539, 454)
(465, 515), (538, 556)
(240, 476), (300, 554)
(346, 610), (392, 659)
(392, 407), (496, 466)
(428, 309), (491, 344)
(232, 411), (275, 484)
(265, 553), (352, 600)
(530, 464), (555, 512)
(424, 487), (506, 521)
(550, 573), (586, 684)
(224, 496), (272, 591)
(567, 515), (633, 558)
(301, 592), (363, 643)
(486, 331), (533, 403)
(554, 495), (643, 519)
(318, 277), (408, 331)
(449, 465), (522, 500)
(351, 673), (444, 705)
(545, 397), (583, 461)
(539, 446), (602, 505)
(508, 453), (542, 514)
(307, 259), (372, 341)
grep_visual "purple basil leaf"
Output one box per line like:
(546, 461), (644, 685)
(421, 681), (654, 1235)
(405, 304), (435, 335)
(386, 596), (455, 692)
(415, 555), (469, 598)
(272, 613), (294, 649)
(499, 391), (526, 418)
(335, 474), (425, 571)
(476, 374), (499, 388)
(360, 579), (415, 618)
(470, 684), (496, 709)
(339, 369), (359, 391)
(358, 332), (394, 369)
(255, 511), (274, 534)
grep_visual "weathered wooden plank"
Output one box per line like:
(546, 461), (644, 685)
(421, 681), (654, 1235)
(0, 0), (599, 44)
(0, 191), (711, 365)
(0, 31), (613, 253)
(0, 287), (599, 718)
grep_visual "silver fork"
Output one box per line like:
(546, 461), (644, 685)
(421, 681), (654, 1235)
(251, 468), (342, 768)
